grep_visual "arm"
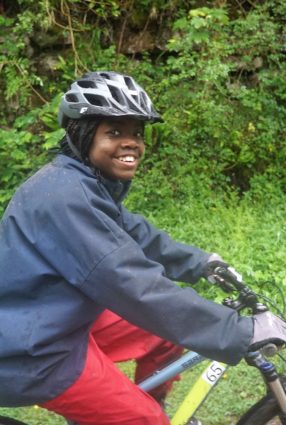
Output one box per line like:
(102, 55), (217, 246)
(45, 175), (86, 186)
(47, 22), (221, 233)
(82, 237), (253, 366)
(22, 172), (252, 366)
(121, 205), (211, 283)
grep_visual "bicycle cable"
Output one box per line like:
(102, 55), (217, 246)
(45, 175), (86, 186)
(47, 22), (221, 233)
(213, 268), (286, 320)
(278, 352), (286, 363)
(259, 279), (286, 316)
(248, 280), (286, 320)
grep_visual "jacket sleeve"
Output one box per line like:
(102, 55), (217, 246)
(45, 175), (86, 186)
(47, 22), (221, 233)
(82, 238), (253, 366)
(120, 206), (211, 283)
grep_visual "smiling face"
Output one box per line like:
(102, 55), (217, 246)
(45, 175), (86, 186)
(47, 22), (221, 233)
(88, 117), (145, 181)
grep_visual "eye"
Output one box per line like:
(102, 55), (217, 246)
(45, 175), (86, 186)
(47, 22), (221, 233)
(107, 129), (121, 136)
(135, 130), (145, 140)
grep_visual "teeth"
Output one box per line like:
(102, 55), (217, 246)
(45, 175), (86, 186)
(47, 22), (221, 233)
(118, 156), (135, 162)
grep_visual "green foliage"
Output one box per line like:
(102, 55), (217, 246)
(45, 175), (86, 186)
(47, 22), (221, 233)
(158, 3), (286, 191)
(1, 4), (286, 424)
(126, 164), (286, 307)
(0, 406), (65, 424)
(1, 0), (285, 226)
(0, 94), (64, 215)
(0, 0), (286, 269)
(1, 0), (286, 205)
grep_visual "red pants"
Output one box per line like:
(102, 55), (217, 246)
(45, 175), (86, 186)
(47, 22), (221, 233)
(41, 310), (183, 425)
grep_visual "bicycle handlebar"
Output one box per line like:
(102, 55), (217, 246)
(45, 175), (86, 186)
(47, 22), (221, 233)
(212, 266), (245, 290)
(209, 266), (265, 314)
(210, 266), (286, 356)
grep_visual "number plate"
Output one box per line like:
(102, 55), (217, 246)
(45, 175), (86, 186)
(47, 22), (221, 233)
(202, 361), (226, 386)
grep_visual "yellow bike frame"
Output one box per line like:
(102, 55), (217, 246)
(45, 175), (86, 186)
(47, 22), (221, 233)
(171, 361), (227, 425)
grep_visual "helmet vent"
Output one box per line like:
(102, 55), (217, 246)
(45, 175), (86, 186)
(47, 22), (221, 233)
(124, 76), (136, 90)
(77, 80), (97, 89)
(140, 92), (148, 108)
(126, 97), (141, 113)
(100, 72), (111, 80)
(66, 94), (79, 103)
(108, 85), (124, 105)
(84, 94), (108, 106)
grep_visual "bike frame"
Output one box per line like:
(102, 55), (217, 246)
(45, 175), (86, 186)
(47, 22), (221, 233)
(138, 350), (228, 425)
(138, 347), (286, 425)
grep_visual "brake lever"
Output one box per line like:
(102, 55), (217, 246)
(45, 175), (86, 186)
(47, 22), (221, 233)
(214, 266), (244, 288)
(211, 275), (234, 292)
(209, 266), (244, 292)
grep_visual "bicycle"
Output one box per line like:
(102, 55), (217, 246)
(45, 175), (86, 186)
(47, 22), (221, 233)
(1, 266), (286, 425)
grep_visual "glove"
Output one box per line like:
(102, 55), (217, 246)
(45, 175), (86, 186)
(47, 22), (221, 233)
(202, 253), (229, 284)
(249, 311), (286, 352)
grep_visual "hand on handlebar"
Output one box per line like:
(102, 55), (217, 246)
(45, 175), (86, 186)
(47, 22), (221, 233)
(203, 256), (286, 354)
(202, 253), (230, 284)
(249, 311), (286, 352)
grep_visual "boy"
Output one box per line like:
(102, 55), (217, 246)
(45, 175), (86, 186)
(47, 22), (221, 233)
(0, 71), (285, 425)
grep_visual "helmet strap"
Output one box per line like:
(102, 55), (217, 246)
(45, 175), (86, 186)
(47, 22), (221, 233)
(66, 132), (83, 162)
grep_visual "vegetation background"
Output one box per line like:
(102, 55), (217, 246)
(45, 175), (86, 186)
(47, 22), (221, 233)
(0, 0), (286, 423)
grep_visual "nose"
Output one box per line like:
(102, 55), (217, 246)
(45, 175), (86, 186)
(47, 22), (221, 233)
(121, 136), (141, 148)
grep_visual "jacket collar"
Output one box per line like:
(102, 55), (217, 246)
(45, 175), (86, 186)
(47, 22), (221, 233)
(54, 154), (131, 203)
(101, 177), (131, 203)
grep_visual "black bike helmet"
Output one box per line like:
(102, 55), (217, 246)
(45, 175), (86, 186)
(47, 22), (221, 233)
(58, 71), (162, 128)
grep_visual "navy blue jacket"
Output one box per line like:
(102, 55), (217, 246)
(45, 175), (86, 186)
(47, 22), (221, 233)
(0, 155), (253, 406)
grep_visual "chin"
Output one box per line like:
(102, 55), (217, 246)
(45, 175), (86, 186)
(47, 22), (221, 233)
(119, 175), (134, 181)
(115, 171), (137, 180)
(106, 173), (134, 181)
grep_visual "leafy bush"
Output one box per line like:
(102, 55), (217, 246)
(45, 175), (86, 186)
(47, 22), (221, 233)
(0, 93), (64, 214)
(1, 0), (286, 211)
(157, 3), (286, 191)
(1, 4), (286, 425)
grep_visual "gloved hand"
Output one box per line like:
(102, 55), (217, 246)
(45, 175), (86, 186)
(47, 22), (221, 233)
(202, 253), (229, 284)
(249, 311), (286, 352)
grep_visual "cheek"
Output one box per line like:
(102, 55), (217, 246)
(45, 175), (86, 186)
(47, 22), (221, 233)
(88, 144), (103, 167)
(88, 137), (106, 163)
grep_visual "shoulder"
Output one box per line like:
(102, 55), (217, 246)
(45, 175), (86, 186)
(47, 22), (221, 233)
(26, 155), (93, 194)
(5, 156), (104, 219)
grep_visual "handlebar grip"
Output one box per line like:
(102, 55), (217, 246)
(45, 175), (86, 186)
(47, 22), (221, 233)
(214, 266), (243, 284)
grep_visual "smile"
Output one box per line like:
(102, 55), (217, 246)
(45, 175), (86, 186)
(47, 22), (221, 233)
(117, 156), (137, 163)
